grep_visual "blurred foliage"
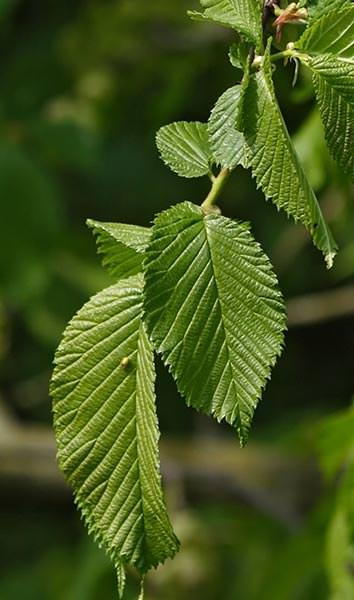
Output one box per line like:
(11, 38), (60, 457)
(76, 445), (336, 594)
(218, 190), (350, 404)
(317, 403), (354, 599)
(0, 0), (353, 598)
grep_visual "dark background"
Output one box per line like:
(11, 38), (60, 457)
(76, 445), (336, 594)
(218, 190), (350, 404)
(1, 1), (353, 598)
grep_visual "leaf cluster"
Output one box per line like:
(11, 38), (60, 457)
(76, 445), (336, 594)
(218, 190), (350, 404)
(50, 0), (353, 595)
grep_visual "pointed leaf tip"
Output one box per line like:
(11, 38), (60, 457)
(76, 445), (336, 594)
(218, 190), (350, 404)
(240, 44), (338, 266)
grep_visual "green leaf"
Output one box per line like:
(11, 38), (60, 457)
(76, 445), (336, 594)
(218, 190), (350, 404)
(51, 276), (179, 577)
(229, 40), (251, 69)
(296, 7), (354, 180)
(320, 406), (354, 599)
(298, 6), (354, 59)
(156, 121), (212, 178)
(188, 0), (263, 48)
(87, 220), (150, 280)
(326, 507), (354, 600)
(143, 202), (286, 445)
(308, 0), (352, 22)
(116, 562), (126, 599)
(240, 44), (337, 268)
(235, 57), (251, 132)
(293, 109), (330, 191)
(317, 406), (354, 480)
(305, 54), (354, 180)
(208, 86), (249, 170)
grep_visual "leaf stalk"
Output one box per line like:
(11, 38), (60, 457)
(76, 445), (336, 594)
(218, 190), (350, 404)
(202, 167), (230, 210)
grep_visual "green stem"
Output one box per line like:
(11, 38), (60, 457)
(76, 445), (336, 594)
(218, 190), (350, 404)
(202, 167), (230, 210)
(269, 48), (295, 63)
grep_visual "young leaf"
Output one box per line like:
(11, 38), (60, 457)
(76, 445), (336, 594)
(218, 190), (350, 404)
(240, 44), (337, 268)
(208, 86), (249, 170)
(229, 40), (252, 70)
(304, 55), (354, 181)
(188, 0), (263, 49)
(143, 202), (286, 445)
(51, 276), (179, 578)
(297, 6), (354, 59)
(156, 121), (212, 178)
(87, 220), (150, 280)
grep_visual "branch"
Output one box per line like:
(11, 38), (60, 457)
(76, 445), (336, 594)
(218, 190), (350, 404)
(0, 404), (320, 529)
(287, 285), (354, 327)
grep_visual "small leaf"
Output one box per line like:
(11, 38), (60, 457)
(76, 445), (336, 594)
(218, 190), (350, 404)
(208, 86), (249, 170)
(188, 0), (263, 48)
(297, 6), (354, 59)
(51, 276), (179, 577)
(241, 42), (337, 268)
(143, 202), (286, 445)
(229, 40), (251, 69)
(87, 220), (150, 280)
(156, 121), (212, 178)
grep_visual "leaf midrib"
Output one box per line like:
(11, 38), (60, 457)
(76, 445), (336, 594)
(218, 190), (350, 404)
(203, 215), (245, 434)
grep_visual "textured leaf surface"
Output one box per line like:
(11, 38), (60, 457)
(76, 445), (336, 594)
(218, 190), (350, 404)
(143, 202), (286, 444)
(188, 0), (263, 47)
(87, 220), (150, 280)
(298, 6), (354, 59)
(116, 562), (126, 599)
(241, 46), (337, 267)
(51, 276), (179, 576)
(308, 55), (354, 180)
(293, 109), (330, 190)
(156, 121), (212, 178)
(208, 86), (249, 170)
(229, 40), (251, 69)
(308, 0), (352, 21)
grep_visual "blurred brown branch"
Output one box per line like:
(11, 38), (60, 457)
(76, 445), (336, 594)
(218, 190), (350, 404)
(0, 403), (320, 530)
(287, 285), (354, 326)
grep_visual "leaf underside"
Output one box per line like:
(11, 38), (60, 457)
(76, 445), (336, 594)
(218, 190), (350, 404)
(188, 0), (263, 48)
(87, 220), (150, 280)
(143, 202), (286, 445)
(51, 276), (179, 578)
(208, 85), (249, 170)
(241, 44), (337, 267)
(156, 121), (212, 178)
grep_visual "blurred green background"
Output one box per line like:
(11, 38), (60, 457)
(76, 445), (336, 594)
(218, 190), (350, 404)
(1, 1), (354, 598)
